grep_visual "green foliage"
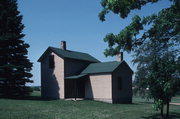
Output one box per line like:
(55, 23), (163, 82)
(103, 15), (144, 55)
(99, 0), (180, 117)
(0, 0), (33, 98)
(102, 4), (180, 55)
(153, 99), (163, 111)
(99, 0), (159, 21)
(133, 38), (180, 116)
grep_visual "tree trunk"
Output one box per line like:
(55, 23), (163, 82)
(166, 102), (169, 117)
(161, 104), (164, 118)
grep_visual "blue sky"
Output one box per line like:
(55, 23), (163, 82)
(17, 0), (171, 86)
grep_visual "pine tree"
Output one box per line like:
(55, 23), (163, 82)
(0, 0), (33, 98)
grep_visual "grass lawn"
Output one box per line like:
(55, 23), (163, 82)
(0, 91), (179, 119)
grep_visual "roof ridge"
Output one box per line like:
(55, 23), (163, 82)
(89, 61), (122, 64)
(49, 46), (92, 55)
(81, 61), (124, 74)
(38, 46), (100, 62)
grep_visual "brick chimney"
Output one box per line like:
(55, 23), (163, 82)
(60, 41), (66, 50)
(117, 52), (123, 62)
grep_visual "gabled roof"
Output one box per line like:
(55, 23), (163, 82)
(81, 61), (123, 74)
(38, 47), (100, 62)
(64, 61), (133, 79)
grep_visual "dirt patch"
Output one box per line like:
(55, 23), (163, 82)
(170, 103), (180, 106)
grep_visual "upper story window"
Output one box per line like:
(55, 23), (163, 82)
(118, 77), (122, 90)
(49, 55), (54, 68)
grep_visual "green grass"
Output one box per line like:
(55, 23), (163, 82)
(0, 91), (179, 119)
(171, 95), (180, 103)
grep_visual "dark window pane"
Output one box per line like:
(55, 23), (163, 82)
(118, 77), (122, 90)
(49, 55), (54, 68)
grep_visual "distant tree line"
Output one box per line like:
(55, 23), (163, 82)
(31, 86), (41, 91)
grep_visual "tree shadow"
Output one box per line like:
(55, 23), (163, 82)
(139, 101), (154, 104)
(141, 112), (180, 119)
(17, 95), (43, 101)
(41, 67), (60, 99)
(130, 103), (141, 105)
(1, 95), (53, 101)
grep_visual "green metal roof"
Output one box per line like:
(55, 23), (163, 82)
(38, 47), (100, 62)
(65, 74), (88, 80)
(81, 61), (123, 74)
(64, 61), (133, 80)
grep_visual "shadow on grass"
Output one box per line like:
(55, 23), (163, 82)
(1, 96), (57, 101)
(22, 96), (44, 101)
(141, 112), (180, 119)
(132, 101), (154, 105)
(139, 101), (154, 104)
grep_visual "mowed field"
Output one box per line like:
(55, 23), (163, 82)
(0, 91), (180, 119)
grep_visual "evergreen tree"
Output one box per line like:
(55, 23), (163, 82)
(0, 0), (33, 98)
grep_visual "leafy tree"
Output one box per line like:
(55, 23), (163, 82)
(133, 39), (180, 117)
(99, 0), (159, 21)
(0, 0), (33, 98)
(99, 0), (180, 117)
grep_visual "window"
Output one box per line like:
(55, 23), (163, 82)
(49, 55), (54, 68)
(118, 77), (122, 90)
